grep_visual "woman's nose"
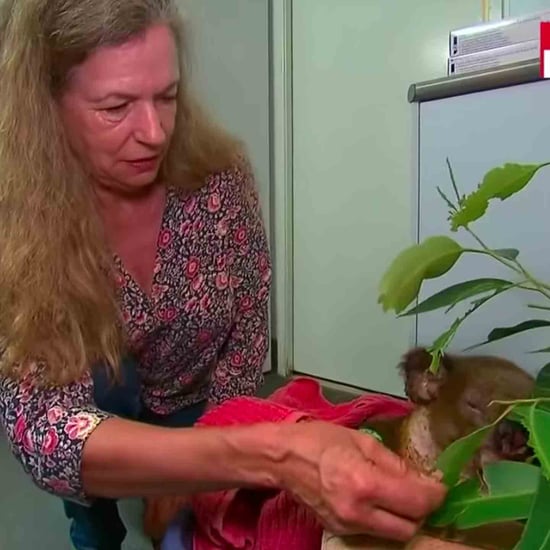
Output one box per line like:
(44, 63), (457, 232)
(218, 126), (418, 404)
(134, 102), (166, 147)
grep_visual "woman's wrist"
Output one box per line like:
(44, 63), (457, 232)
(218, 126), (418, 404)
(212, 421), (289, 489)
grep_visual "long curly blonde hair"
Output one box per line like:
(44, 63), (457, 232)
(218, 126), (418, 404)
(0, 0), (243, 385)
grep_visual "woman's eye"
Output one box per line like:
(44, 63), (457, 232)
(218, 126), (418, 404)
(103, 103), (128, 114)
(161, 95), (177, 103)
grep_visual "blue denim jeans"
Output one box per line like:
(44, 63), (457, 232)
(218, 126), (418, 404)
(63, 356), (206, 550)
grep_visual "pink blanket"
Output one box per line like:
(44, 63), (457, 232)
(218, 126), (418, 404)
(191, 377), (413, 550)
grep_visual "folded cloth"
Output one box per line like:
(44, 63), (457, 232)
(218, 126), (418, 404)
(191, 377), (413, 550)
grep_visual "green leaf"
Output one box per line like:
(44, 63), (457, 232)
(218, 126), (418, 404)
(530, 348), (550, 354)
(436, 406), (511, 487)
(465, 320), (550, 351)
(454, 461), (539, 529)
(358, 426), (383, 443)
(428, 476), (481, 527)
(515, 471), (550, 550)
(534, 364), (550, 400)
(429, 462), (539, 529)
(437, 186), (457, 212)
(427, 318), (462, 373)
(446, 157), (462, 204)
(450, 163), (550, 231)
(493, 248), (520, 260)
(400, 278), (514, 317)
(510, 403), (550, 482)
(378, 236), (464, 314)
(427, 289), (504, 373)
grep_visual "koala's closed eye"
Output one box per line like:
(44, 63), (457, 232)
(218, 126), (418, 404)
(465, 398), (482, 413)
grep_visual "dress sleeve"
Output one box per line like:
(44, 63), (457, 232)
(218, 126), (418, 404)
(208, 163), (272, 404)
(0, 363), (113, 503)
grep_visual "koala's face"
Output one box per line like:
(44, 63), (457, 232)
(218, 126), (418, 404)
(451, 358), (534, 429)
(400, 348), (534, 451)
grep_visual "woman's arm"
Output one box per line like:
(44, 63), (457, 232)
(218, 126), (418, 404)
(1, 365), (446, 540)
(0, 366), (111, 503)
(208, 163), (272, 404)
(82, 416), (447, 542)
(81, 416), (283, 497)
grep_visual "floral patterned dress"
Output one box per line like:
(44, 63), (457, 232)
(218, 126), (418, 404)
(0, 165), (272, 504)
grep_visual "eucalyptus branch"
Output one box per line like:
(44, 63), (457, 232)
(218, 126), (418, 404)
(446, 157), (462, 205)
(463, 227), (550, 300)
(528, 304), (550, 312)
(511, 261), (550, 297)
(428, 285), (511, 373)
(464, 228), (522, 274)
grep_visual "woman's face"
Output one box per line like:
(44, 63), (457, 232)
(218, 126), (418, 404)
(58, 23), (179, 194)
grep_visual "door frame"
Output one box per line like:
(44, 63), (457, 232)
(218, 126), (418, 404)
(270, 0), (294, 377)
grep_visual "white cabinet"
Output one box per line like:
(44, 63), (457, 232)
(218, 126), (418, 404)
(416, 79), (550, 378)
(292, 1), (483, 394)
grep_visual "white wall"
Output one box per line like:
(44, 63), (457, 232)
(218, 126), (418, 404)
(291, 1), (485, 395)
(505, 0), (550, 16)
(180, 0), (273, 372)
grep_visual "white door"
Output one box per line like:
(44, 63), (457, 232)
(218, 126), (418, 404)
(291, 1), (483, 394)
(181, 0), (273, 372)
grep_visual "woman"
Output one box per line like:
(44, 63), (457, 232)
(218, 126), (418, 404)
(0, 1), (446, 549)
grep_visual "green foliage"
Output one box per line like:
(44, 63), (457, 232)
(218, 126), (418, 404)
(465, 320), (550, 351)
(378, 236), (463, 314)
(450, 163), (550, 231)
(510, 403), (550, 481)
(534, 364), (550, 402)
(515, 472), (550, 550)
(435, 407), (511, 487)
(428, 461), (539, 529)
(400, 278), (514, 317)
(377, 159), (550, 544)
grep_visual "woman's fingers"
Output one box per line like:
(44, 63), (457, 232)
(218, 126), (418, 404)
(354, 507), (419, 542)
(353, 433), (447, 520)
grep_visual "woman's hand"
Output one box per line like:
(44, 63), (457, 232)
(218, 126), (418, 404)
(277, 421), (447, 541)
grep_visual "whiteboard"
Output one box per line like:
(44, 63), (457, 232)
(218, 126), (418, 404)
(416, 78), (550, 377)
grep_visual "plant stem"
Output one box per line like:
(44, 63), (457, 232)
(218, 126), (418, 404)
(465, 229), (522, 274)
(465, 227), (550, 300)
(446, 157), (462, 204)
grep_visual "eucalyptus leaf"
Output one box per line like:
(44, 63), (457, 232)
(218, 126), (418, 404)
(514, 471), (550, 550)
(427, 289), (502, 373)
(465, 320), (550, 351)
(526, 405), (550, 482)
(400, 278), (514, 317)
(509, 403), (550, 481)
(428, 476), (480, 527)
(450, 163), (550, 231)
(378, 236), (463, 314)
(428, 318), (462, 373)
(528, 304), (550, 312)
(453, 461), (539, 529)
(493, 248), (520, 260)
(534, 364), (550, 400)
(437, 186), (457, 212)
(436, 407), (511, 487)
(429, 462), (538, 529)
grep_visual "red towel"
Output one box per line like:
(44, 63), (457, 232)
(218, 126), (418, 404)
(191, 377), (413, 550)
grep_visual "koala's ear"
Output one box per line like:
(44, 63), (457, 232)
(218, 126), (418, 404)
(398, 347), (450, 404)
